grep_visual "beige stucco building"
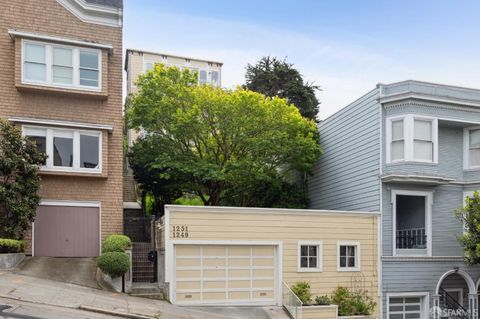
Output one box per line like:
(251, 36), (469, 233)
(124, 49), (223, 148)
(158, 205), (380, 317)
(0, 0), (123, 257)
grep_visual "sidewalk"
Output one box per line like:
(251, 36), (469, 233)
(0, 271), (226, 319)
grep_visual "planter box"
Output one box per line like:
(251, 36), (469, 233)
(97, 249), (133, 293)
(101, 272), (123, 292)
(302, 305), (338, 319)
(0, 253), (25, 269)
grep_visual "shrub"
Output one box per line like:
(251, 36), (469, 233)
(315, 295), (331, 305)
(101, 235), (132, 253)
(291, 281), (312, 305)
(96, 252), (130, 278)
(331, 287), (376, 316)
(0, 239), (25, 253)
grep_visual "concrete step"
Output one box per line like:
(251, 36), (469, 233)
(129, 292), (164, 300)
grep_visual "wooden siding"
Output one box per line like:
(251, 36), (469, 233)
(308, 88), (381, 212)
(166, 207), (379, 312)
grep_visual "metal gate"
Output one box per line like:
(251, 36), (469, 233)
(124, 212), (157, 283)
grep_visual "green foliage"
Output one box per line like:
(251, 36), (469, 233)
(456, 191), (480, 264)
(0, 238), (25, 253)
(314, 295), (331, 305)
(291, 281), (312, 305)
(331, 287), (376, 316)
(174, 194), (205, 206)
(102, 235), (132, 253)
(126, 64), (322, 209)
(0, 120), (46, 239)
(96, 252), (130, 278)
(245, 56), (320, 121)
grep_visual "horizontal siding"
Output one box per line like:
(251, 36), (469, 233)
(308, 88), (381, 212)
(168, 209), (379, 303)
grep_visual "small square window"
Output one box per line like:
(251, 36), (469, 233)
(298, 241), (322, 272)
(338, 242), (360, 271)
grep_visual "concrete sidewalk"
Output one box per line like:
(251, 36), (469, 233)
(0, 271), (226, 319)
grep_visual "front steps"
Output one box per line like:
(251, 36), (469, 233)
(129, 283), (164, 300)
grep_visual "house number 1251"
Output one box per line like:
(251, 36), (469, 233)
(172, 225), (189, 238)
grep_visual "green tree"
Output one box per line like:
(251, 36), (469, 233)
(126, 64), (321, 208)
(245, 56), (320, 121)
(0, 120), (46, 239)
(456, 191), (480, 264)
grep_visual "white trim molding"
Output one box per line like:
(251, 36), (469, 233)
(386, 114), (438, 164)
(336, 241), (361, 272)
(9, 117), (113, 132)
(297, 240), (323, 273)
(391, 189), (433, 257)
(55, 0), (122, 27)
(464, 126), (480, 171)
(8, 29), (113, 50)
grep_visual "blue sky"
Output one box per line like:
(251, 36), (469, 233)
(124, 1), (480, 119)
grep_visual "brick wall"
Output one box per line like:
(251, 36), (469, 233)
(0, 0), (123, 253)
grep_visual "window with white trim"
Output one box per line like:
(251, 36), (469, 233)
(337, 242), (360, 271)
(297, 241), (322, 272)
(22, 40), (101, 90)
(464, 128), (480, 169)
(387, 115), (437, 163)
(24, 126), (101, 173)
(388, 296), (423, 319)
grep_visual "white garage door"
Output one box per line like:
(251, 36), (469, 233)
(174, 245), (277, 305)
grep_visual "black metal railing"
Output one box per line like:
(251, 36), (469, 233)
(440, 287), (469, 319)
(396, 228), (426, 249)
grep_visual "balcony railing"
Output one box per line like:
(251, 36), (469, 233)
(396, 227), (426, 249)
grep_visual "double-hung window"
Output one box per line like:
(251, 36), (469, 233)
(297, 241), (322, 272)
(24, 126), (101, 173)
(464, 128), (480, 169)
(387, 115), (437, 163)
(337, 241), (360, 271)
(22, 40), (101, 90)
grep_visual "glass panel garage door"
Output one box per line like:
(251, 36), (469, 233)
(174, 245), (276, 305)
(389, 296), (422, 319)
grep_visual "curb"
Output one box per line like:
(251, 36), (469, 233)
(79, 305), (157, 319)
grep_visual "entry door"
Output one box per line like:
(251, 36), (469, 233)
(174, 245), (277, 305)
(34, 205), (100, 257)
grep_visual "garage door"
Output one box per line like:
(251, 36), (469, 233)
(174, 245), (277, 305)
(34, 205), (100, 257)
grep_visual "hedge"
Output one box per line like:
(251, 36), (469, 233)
(0, 239), (25, 253)
(96, 252), (130, 278)
(101, 234), (132, 253)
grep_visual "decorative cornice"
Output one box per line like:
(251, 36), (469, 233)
(9, 117), (113, 132)
(381, 173), (455, 185)
(383, 100), (480, 114)
(55, 0), (122, 27)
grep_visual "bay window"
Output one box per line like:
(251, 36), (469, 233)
(22, 40), (101, 90)
(24, 126), (101, 173)
(464, 128), (480, 169)
(387, 115), (437, 163)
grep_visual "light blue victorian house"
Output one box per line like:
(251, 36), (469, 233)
(309, 80), (480, 319)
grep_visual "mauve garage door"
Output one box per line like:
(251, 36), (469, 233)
(34, 205), (100, 257)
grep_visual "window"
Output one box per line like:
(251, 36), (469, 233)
(337, 241), (360, 271)
(22, 40), (101, 90)
(144, 61), (154, 72)
(199, 70), (207, 84)
(297, 241), (322, 272)
(464, 128), (480, 169)
(386, 115), (437, 163)
(211, 70), (219, 86)
(24, 126), (101, 173)
(388, 296), (423, 319)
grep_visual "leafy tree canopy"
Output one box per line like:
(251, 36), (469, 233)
(245, 56), (320, 121)
(456, 191), (480, 265)
(126, 65), (322, 209)
(0, 120), (46, 239)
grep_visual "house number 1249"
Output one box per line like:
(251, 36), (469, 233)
(172, 225), (189, 238)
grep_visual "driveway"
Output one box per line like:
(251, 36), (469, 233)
(186, 306), (290, 319)
(15, 257), (99, 289)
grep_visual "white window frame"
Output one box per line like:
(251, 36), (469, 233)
(297, 240), (323, 272)
(386, 115), (438, 164)
(21, 39), (102, 91)
(386, 292), (429, 319)
(463, 126), (480, 170)
(391, 189), (433, 257)
(23, 125), (102, 174)
(337, 241), (360, 272)
(444, 288), (463, 307)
